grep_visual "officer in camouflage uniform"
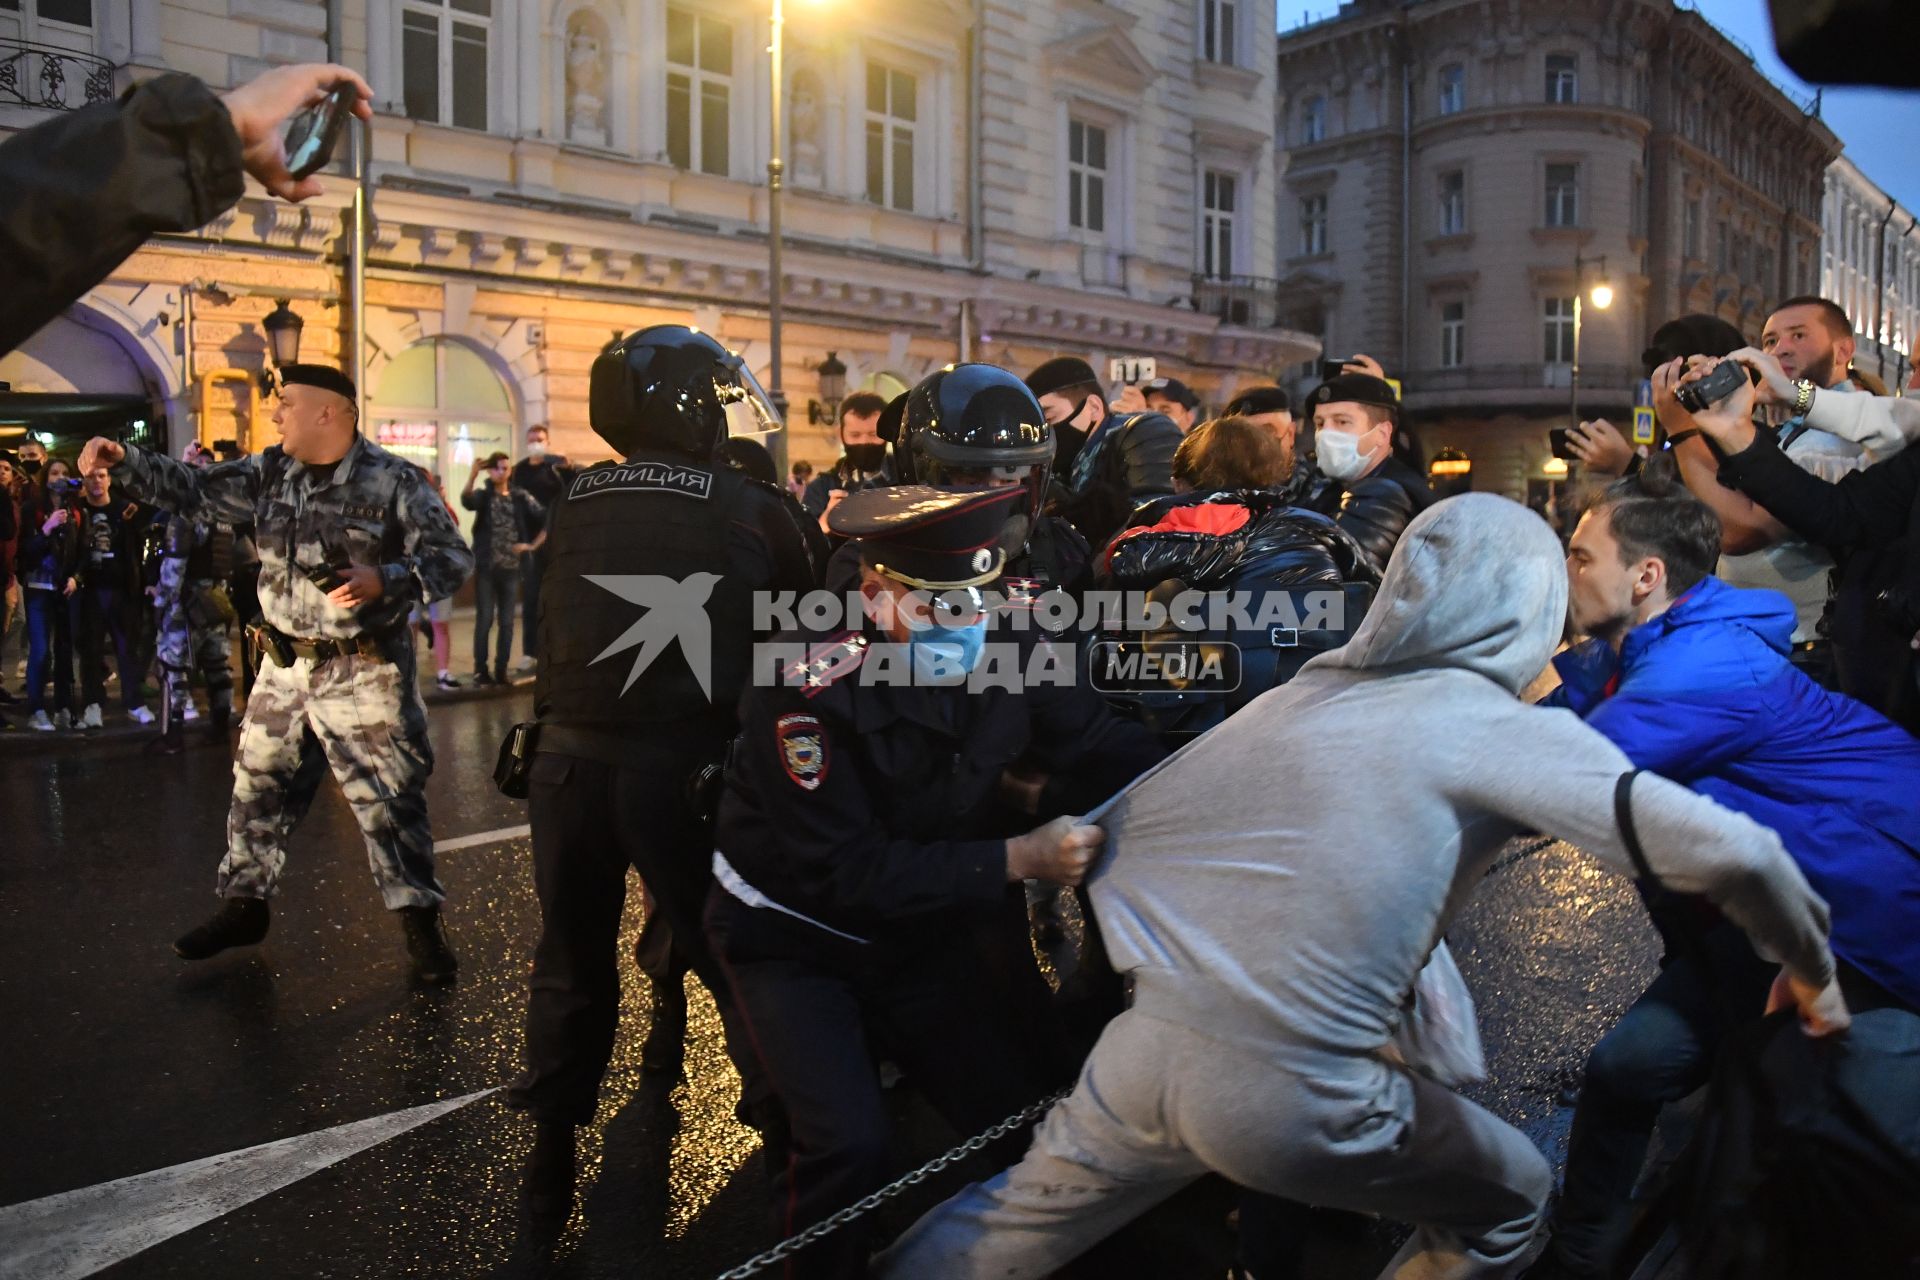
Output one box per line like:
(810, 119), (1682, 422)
(153, 441), (237, 743)
(80, 364), (474, 983)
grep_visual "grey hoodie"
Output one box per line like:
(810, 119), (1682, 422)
(1086, 493), (1834, 1066)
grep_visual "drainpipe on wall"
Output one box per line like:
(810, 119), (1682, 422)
(327, 0), (370, 424)
(1399, 24), (1412, 381)
(966, 0), (985, 359)
(1874, 198), (1896, 385)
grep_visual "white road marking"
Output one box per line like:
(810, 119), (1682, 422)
(0, 1089), (496, 1280)
(433, 824), (531, 853)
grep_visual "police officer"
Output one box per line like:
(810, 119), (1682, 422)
(705, 484), (1165, 1279)
(79, 364), (473, 981)
(151, 441), (238, 750)
(1301, 372), (1437, 574)
(1023, 356), (1182, 550)
(505, 325), (822, 1234)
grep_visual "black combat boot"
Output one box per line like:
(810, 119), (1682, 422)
(641, 975), (688, 1078)
(398, 904), (459, 984)
(521, 1120), (576, 1237)
(173, 897), (271, 959)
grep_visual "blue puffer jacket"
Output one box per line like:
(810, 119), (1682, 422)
(1550, 576), (1920, 1009)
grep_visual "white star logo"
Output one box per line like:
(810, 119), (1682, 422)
(583, 573), (723, 700)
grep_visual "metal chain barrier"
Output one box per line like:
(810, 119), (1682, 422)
(710, 1085), (1072, 1280)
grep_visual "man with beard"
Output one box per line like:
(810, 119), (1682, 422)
(1658, 297), (1882, 687)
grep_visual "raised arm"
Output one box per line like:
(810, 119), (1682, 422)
(392, 465), (474, 604)
(87, 437), (261, 525)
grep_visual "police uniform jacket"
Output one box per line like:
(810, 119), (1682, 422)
(1308, 454), (1438, 575)
(112, 435), (474, 644)
(714, 621), (1166, 942)
(534, 448), (823, 759)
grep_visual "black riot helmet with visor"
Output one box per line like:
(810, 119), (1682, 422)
(589, 324), (783, 460)
(897, 363), (1053, 557)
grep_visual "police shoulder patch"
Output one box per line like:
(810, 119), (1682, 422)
(775, 712), (829, 790)
(783, 630), (870, 698)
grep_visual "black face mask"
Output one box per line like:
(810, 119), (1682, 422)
(843, 443), (887, 473)
(20, 457), (42, 476)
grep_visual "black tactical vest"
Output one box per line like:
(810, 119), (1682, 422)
(536, 455), (759, 731)
(187, 523), (236, 582)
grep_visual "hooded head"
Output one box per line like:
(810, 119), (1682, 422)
(1307, 493), (1566, 694)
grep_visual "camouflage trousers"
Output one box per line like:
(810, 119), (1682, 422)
(159, 582), (234, 719)
(218, 644), (444, 910)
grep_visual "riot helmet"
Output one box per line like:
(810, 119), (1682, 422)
(897, 363), (1052, 555)
(589, 324), (782, 459)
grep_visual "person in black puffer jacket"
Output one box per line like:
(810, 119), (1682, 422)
(1302, 372), (1438, 574)
(1096, 416), (1379, 740)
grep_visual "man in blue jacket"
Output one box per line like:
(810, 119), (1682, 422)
(1528, 458), (1920, 1280)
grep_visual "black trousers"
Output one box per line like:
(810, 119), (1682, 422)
(1549, 923), (1776, 1277)
(705, 890), (1053, 1280)
(509, 747), (768, 1126)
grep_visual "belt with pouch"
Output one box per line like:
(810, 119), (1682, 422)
(249, 623), (396, 666)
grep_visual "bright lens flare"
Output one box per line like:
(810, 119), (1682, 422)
(1589, 283), (1614, 310)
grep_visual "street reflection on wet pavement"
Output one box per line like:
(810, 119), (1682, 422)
(0, 691), (1658, 1279)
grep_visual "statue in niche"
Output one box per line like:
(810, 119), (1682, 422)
(790, 66), (825, 188)
(565, 14), (609, 147)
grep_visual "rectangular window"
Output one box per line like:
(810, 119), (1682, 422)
(1716, 220), (1729, 273)
(35, 0), (92, 24)
(1685, 199), (1703, 259)
(1438, 170), (1465, 236)
(401, 1), (491, 130)
(1544, 296), (1576, 364)
(1545, 162), (1578, 228)
(1630, 171), (1645, 239)
(1438, 63), (1464, 115)
(1067, 118), (1108, 235)
(1201, 0), (1237, 66)
(865, 61), (917, 211)
(1203, 170), (1238, 278)
(1299, 192), (1327, 257)
(666, 7), (732, 175)
(1546, 53), (1578, 104)
(1440, 301), (1466, 368)
(1300, 96), (1325, 145)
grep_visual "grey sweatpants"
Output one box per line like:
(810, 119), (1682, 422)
(873, 1007), (1551, 1280)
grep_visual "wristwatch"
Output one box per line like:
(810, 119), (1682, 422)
(1791, 378), (1816, 416)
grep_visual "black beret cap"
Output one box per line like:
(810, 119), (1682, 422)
(1306, 372), (1398, 412)
(1224, 385), (1291, 417)
(1024, 356), (1101, 399)
(829, 484), (1024, 590)
(276, 363), (357, 403)
(1141, 376), (1199, 409)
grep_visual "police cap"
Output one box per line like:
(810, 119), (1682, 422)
(829, 484), (1024, 590)
(277, 363), (357, 404)
(1306, 372), (1398, 414)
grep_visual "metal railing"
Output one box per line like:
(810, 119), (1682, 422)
(0, 40), (118, 113)
(1191, 274), (1288, 330)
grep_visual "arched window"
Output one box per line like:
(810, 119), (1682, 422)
(372, 339), (517, 541)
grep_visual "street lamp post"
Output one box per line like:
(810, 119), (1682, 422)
(766, 0), (788, 476)
(1569, 253), (1611, 427)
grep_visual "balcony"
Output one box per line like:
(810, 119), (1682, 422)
(1, 40), (117, 113)
(1191, 275), (1285, 329)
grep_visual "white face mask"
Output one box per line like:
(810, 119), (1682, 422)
(1316, 424), (1386, 481)
(526, 440), (547, 459)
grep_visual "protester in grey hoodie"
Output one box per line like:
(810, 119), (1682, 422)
(874, 493), (1845, 1280)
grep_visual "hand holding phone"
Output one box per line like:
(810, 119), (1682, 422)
(282, 82), (355, 181)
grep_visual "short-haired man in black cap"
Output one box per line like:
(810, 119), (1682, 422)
(1141, 375), (1201, 434)
(79, 363), (474, 981)
(705, 483), (1165, 1279)
(1224, 385), (1299, 479)
(1024, 356), (1182, 550)
(1303, 372), (1437, 573)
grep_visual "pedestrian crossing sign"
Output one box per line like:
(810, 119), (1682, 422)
(1632, 406), (1656, 445)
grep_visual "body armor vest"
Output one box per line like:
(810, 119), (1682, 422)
(536, 457), (760, 730)
(187, 523), (236, 582)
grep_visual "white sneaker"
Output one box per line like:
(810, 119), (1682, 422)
(512, 655), (537, 673)
(129, 705), (155, 725)
(182, 704), (200, 722)
(28, 710), (54, 731)
(80, 703), (103, 729)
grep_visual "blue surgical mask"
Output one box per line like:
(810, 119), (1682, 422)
(905, 613), (990, 683)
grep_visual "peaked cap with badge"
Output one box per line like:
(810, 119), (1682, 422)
(829, 484), (1025, 591)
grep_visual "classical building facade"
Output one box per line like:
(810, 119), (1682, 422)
(1822, 156), (1920, 393)
(1, 0), (1315, 500)
(1273, 0), (1838, 500)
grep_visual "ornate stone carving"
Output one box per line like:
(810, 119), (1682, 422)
(789, 64), (826, 189)
(564, 11), (610, 147)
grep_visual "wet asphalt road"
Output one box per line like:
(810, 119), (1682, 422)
(0, 689), (1660, 1280)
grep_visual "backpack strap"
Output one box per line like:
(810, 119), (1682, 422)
(1613, 769), (1659, 887)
